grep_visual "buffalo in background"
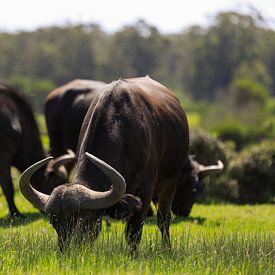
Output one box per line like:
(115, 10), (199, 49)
(147, 156), (223, 218)
(170, 156), (223, 217)
(0, 83), (73, 217)
(45, 79), (106, 171)
(20, 76), (189, 250)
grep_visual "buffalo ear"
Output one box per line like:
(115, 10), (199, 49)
(105, 194), (142, 220)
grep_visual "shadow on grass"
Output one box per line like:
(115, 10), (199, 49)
(145, 215), (220, 227)
(173, 216), (221, 227)
(173, 216), (207, 225)
(145, 215), (206, 225)
(0, 212), (47, 227)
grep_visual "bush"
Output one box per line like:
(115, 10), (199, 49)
(230, 78), (269, 108)
(215, 120), (274, 151)
(190, 128), (232, 167)
(189, 128), (237, 202)
(229, 140), (275, 204)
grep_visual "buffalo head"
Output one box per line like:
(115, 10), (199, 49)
(20, 152), (126, 248)
(172, 156), (224, 217)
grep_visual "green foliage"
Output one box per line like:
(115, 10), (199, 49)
(1, 9), (275, 101)
(234, 60), (272, 88)
(186, 112), (201, 128)
(214, 117), (275, 151)
(103, 20), (168, 80)
(214, 120), (254, 151)
(208, 79), (274, 150)
(229, 140), (275, 204)
(180, 11), (271, 100)
(8, 76), (55, 112)
(190, 128), (231, 165)
(230, 78), (269, 107)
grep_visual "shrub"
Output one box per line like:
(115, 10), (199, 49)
(229, 140), (275, 203)
(215, 120), (274, 151)
(190, 128), (233, 168)
(230, 78), (269, 108)
(214, 120), (248, 150)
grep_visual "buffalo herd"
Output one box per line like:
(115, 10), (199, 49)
(0, 76), (222, 250)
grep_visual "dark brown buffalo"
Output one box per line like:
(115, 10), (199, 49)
(170, 156), (223, 217)
(45, 79), (106, 159)
(0, 83), (72, 217)
(46, 80), (223, 220)
(20, 76), (189, 250)
(147, 156), (223, 218)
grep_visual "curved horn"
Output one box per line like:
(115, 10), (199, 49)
(19, 157), (52, 211)
(76, 152), (126, 210)
(198, 160), (224, 173)
(52, 149), (76, 170)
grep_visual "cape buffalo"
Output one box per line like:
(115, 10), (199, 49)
(147, 156), (223, 218)
(0, 83), (73, 217)
(171, 156), (223, 217)
(20, 76), (189, 250)
(46, 80), (223, 220)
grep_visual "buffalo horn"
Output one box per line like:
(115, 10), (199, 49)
(78, 152), (126, 210)
(198, 160), (224, 173)
(52, 149), (76, 170)
(19, 157), (51, 211)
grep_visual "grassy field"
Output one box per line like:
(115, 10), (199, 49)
(0, 185), (274, 274)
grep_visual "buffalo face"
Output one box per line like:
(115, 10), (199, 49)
(172, 157), (198, 217)
(19, 153), (126, 250)
(50, 210), (102, 249)
(172, 156), (224, 217)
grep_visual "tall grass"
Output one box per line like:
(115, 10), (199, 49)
(0, 192), (274, 274)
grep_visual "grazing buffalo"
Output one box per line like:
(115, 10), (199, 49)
(20, 76), (189, 250)
(0, 83), (73, 217)
(46, 80), (224, 220)
(147, 156), (223, 218)
(45, 79), (106, 159)
(171, 156), (223, 217)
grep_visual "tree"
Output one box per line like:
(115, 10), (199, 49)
(182, 12), (266, 100)
(103, 20), (168, 79)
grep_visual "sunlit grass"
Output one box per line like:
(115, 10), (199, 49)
(0, 188), (274, 274)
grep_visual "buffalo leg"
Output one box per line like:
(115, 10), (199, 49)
(147, 205), (154, 217)
(125, 192), (152, 251)
(157, 203), (172, 248)
(157, 179), (177, 248)
(0, 168), (22, 218)
(125, 210), (144, 251)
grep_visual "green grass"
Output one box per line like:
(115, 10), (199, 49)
(36, 113), (50, 151)
(0, 188), (274, 274)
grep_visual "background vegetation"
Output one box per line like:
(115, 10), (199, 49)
(1, 10), (275, 143)
(1, 8), (275, 203)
